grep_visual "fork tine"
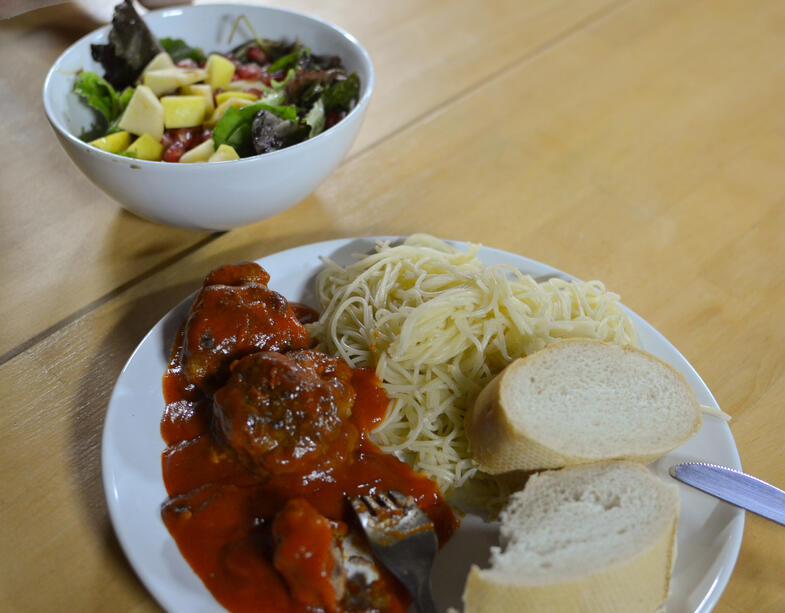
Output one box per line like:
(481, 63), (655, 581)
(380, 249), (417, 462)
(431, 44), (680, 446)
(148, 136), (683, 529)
(388, 490), (411, 507)
(347, 490), (439, 613)
(349, 495), (370, 519)
(362, 493), (382, 514)
(375, 490), (396, 510)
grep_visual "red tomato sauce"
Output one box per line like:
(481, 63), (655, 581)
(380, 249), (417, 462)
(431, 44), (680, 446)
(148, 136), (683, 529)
(161, 326), (457, 613)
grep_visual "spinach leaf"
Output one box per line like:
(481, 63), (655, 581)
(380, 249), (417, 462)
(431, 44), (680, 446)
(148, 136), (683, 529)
(213, 103), (300, 156)
(322, 73), (360, 111)
(268, 46), (310, 72)
(212, 105), (258, 155)
(259, 103), (299, 122)
(270, 68), (296, 90)
(159, 37), (206, 64)
(213, 102), (297, 157)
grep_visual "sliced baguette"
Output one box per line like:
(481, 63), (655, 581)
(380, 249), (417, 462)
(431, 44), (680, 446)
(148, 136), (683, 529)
(465, 339), (701, 473)
(463, 461), (680, 613)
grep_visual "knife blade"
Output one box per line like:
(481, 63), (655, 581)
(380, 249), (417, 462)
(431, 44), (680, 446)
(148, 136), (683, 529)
(670, 462), (785, 526)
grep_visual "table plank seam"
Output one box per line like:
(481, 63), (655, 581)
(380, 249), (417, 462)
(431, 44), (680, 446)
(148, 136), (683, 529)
(0, 233), (218, 367)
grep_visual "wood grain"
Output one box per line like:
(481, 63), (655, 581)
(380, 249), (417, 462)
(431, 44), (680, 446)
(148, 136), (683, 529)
(2, 0), (784, 611)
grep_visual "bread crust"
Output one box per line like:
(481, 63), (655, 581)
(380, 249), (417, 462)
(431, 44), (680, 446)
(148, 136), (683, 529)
(463, 519), (676, 613)
(462, 461), (680, 613)
(465, 339), (701, 473)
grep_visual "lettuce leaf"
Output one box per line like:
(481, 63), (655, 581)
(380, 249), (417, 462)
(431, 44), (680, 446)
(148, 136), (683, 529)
(259, 89), (286, 106)
(322, 73), (360, 111)
(305, 98), (325, 138)
(251, 110), (309, 154)
(74, 71), (132, 138)
(90, 0), (162, 89)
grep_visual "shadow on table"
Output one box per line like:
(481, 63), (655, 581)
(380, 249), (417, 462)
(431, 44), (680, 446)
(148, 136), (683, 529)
(70, 280), (195, 608)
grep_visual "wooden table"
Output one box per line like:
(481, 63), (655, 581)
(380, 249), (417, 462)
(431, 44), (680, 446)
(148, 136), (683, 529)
(2, 0), (783, 610)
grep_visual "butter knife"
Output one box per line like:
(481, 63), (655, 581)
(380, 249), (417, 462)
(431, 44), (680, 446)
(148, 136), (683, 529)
(670, 462), (785, 526)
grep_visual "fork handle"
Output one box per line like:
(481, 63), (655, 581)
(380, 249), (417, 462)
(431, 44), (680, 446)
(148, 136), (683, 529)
(413, 580), (438, 613)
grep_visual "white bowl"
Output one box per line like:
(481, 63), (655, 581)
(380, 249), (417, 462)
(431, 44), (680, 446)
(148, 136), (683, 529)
(42, 4), (374, 230)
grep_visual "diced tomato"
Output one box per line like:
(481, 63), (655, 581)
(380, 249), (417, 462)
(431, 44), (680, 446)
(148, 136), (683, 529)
(163, 141), (186, 163)
(235, 63), (263, 80)
(201, 127), (213, 141)
(161, 126), (213, 163)
(179, 129), (197, 146)
(161, 131), (176, 150)
(162, 128), (202, 151)
(247, 46), (268, 65)
(264, 69), (285, 86)
(325, 109), (347, 129)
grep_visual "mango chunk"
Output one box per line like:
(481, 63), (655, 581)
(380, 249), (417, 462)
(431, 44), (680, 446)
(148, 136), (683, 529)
(205, 53), (235, 89)
(180, 83), (215, 115)
(140, 52), (175, 81)
(208, 144), (240, 162)
(89, 130), (132, 153)
(144, 67), (207, 96)
(215, 90), (258, 106)
(179, 138), (216, 163)
(161, 95), (208, 129)
(124, 133), (164, 161)
(118, 85), (164, 140)
(224, 79), (266, 91)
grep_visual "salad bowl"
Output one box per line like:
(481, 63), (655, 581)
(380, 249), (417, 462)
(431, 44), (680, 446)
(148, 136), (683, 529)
(42, 3), (374, 230)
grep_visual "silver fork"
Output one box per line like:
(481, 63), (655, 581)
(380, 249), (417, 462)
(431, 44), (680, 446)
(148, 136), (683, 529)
(348, 490), (439, 613)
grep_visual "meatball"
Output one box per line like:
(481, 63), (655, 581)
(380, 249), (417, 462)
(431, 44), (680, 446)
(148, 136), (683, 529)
(212, 350), (357, 474)
(181, 263), (310, 392)
(202, 261), (270, 287)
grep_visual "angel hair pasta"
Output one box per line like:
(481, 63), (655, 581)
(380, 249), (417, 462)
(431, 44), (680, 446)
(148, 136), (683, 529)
(307, 235), (638, 497)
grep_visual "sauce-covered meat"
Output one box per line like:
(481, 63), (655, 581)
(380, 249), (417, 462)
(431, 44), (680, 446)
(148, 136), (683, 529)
(160, 262), (458, 613)
(272, 498), (346, 613)
(213, 350), (357, 475)
(203, 261), (271, 286)
(181, 262), (310, 392)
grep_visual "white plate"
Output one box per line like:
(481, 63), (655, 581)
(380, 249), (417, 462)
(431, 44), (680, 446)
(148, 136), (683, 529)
(102, 237), (743, 613)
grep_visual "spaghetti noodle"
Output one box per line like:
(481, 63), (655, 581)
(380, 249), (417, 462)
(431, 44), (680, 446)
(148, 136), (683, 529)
(308, 235), (638, 498)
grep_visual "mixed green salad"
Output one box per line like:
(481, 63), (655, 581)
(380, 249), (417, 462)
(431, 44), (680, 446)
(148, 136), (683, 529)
(75, 0), (361, 162)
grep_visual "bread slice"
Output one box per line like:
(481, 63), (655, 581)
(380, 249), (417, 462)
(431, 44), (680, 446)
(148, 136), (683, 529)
(462, 461), (680, 613)
(464, 339), (701, 473)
